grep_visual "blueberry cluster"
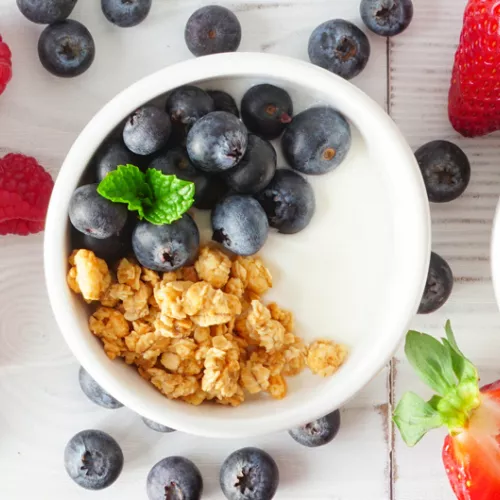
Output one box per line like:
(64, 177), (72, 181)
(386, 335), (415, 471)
(69, 83), (353, 273)
(18, 2), (418, 81)
(70, 367), (342, 497)
(16, 0), (153, 77)
(415, 140), (471, 315)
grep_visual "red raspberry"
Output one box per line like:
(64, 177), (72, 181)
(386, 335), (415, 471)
(0, 35), (12, 95)
(0, 154), (54, 236)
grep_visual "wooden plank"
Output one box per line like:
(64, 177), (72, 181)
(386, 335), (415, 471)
(0, 1), (391, 498)
(390, 0), (500, 498)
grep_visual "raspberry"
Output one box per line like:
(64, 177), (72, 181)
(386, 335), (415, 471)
(0, 154), (54, 236)
(0, 35), (12, 95)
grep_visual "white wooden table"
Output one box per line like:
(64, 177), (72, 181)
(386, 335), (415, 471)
(0, 0), (494, 498)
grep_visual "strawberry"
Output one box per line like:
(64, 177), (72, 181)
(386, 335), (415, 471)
(394, 322), (500, 500)
(448, 0), (500, 137)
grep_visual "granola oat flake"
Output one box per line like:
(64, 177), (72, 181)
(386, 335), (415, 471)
(68, 246), (348, 407)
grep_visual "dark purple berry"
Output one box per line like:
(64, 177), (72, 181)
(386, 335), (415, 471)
(149, 147), (220, 210)
(220, 447), (279, 500)
(17, 0), (77, 24)
(38, 20), (95, 78)
(123, 106), (171, 156)
(142, 417), (176, 433)
(132, 215), (200, 272)
(282, 107), (351, 175)
(256, 169), (315, 234)
(187, 111), (248, 173)
(308, 19), (370, 80)
(185, 5), (241, 57)
(64, 430), (123, 490)
(207, 90), (240, 117)
(69, 183), (128, 239)
(288, 410), (341, 447)
(360, 0), (413, 37)
(94, 138), (138, 182)
(241, 84), (293, 140)
(418, 252), (453, 314)
(147, 456), (203, 500)
(212, 195), (268, 256)
(165, 86), (215, 128)
(225, 135), (276, 194)
(101, 0), (152, 28)
(415, 140), (471, 203)
(79, 367), (123, 409)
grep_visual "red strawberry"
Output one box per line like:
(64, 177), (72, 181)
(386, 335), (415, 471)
(394, 322), (500, 500)
(0, 34), (12, 95)
(448, 0), (500, 137)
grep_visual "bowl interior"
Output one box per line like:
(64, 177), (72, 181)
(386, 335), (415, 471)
(46, 54), (430, 437)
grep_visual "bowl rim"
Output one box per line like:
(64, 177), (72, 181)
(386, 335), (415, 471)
(44, 52), (431, 438)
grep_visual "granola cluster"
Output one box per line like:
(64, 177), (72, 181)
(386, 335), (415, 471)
(68, 246), (348, 407)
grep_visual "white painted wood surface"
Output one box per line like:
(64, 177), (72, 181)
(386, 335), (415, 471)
(0, 0), (493, 499)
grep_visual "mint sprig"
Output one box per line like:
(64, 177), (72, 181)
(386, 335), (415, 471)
(393, 321), (480, 447)
(97, 164), (195, 225)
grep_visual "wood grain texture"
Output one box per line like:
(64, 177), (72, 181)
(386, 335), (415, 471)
(390, 1), (500, 499)
(0, 1), (391, 499)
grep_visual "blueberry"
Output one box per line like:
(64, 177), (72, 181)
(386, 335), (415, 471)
(38, 20), (95, 78)
(101, 0), (152, 28)
(64, 430), (124, 490)
(166, 86), (215, 128)
(149, 147), (223, 210)
(360, 0), (413, 37)
(282, 107), (351, 175)
(220, 447), (279, 500)
(256, 169), (315, 234)
(308, 19), (370, 80)
(185, 5), (241, 57)
(142, 417), (176, 433)
(72, 228), (130, 261)
(418, 252), (453, 314)
(241, 84), (293, 140)
(212, 195), (268, 256)
(17, 0), (77, 24)
(79, 367), (123, 410)
(415, 140), (471, 203)
(132, 215), (200, 272)
(225, 135), (276, 194)
(288, 410), (341, 447)
(195, 175), (229, 210)
(71, 211), (135, 260)
(208, 90), (240, 118)
(94, 138), (138, 182)
(147, 456), (203, 500)
(123, 106), (171, 156)
(69, 183), (128, 239)
(187, 111), (248, 173)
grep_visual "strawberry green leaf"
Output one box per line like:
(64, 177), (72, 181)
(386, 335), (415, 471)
(393, 392), (444, 447)
(442, 320), (478, 383)
(405, 331), (457, 396)
(143, 168), (195, 225)
(394, 322), (481, 447)
(97, 164), (152, 219)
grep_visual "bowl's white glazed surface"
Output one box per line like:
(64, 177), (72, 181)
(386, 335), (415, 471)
(44, 53), (430, 438)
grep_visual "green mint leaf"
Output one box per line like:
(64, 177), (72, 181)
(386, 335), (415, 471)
(405, 331), (457, 396)
(393, 392), (444, 447)
(143, 169), (195, 225)
(97, 164), (152, 219)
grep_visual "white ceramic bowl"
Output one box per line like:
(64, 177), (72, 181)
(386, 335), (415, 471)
(491, 201), (500, 306)
(44, 52), (430, 438)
